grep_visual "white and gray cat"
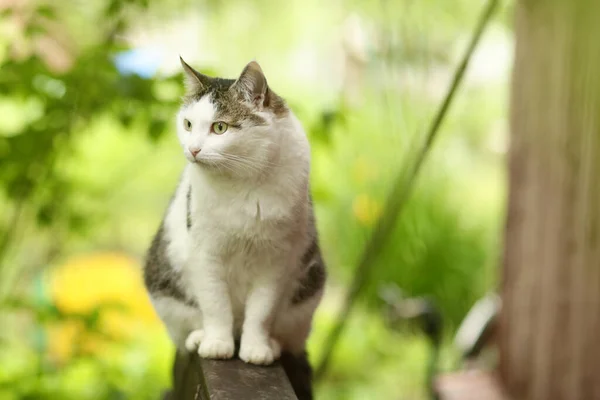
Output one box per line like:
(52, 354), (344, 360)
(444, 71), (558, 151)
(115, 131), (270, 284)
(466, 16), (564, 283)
(143, 57), (325, 392)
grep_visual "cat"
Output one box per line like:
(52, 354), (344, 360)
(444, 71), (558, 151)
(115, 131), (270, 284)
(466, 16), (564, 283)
(143, 57), (326, 396)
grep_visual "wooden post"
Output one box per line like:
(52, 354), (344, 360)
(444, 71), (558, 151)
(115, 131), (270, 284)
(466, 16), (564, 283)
(500, 1), (600, 399)
(164, 352), (298, 400)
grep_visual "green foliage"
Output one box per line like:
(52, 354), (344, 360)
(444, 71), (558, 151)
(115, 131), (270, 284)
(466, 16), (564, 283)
(310, 89), (504, 327)
(0, 0), (181, 273)
(0, 332), (171, 400)
(0, 282), (171, 400)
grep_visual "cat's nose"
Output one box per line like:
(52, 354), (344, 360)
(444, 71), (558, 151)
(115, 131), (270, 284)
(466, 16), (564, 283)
(190, 147), (201, 157)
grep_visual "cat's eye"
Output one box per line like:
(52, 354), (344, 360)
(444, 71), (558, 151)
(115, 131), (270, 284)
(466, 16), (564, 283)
(211, 121), (228, 135)
(183, 119), (192, 131)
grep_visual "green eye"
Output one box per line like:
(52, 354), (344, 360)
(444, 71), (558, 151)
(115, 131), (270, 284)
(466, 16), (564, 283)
(184, 119), (192, 131)
(211, 121), (228, 135)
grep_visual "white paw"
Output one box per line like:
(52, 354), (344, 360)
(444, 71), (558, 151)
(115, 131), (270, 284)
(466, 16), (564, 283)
(239, 338), (280, 365)
(184, 329), (205, 352)
(197, 336), (234, 360)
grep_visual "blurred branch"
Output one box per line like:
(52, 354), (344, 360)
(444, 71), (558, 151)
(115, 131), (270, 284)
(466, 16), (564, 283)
(0, 196), (26, 267)
(314, 0), (501, 380)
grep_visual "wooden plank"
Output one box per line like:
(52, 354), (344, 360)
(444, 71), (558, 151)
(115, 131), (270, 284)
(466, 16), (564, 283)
(165, 352), (208, 400)
(168, 351), (298, 400)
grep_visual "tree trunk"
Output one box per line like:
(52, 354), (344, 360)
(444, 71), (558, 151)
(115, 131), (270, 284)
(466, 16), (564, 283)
(500, 1), (600, 400)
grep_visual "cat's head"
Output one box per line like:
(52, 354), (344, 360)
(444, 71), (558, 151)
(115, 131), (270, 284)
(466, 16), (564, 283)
(176, 57), (288, 178)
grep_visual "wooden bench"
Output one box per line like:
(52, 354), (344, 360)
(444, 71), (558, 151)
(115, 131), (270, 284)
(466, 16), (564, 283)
(164, 352), (299, 400)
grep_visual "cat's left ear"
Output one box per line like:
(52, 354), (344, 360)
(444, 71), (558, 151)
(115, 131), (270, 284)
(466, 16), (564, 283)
(231, 61), (268, 108)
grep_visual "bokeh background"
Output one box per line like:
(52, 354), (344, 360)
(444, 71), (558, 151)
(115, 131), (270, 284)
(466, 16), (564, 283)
(0, 0), (512, 398)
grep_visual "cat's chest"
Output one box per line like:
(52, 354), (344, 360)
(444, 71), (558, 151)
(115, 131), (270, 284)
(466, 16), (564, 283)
(193, 187), (290, 237)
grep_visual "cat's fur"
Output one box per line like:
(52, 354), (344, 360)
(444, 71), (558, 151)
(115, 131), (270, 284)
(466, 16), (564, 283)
(143, 58), (325, 386)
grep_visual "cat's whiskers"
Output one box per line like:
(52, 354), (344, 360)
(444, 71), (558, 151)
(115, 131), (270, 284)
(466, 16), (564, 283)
(221, 159), (266, 176)
(217, 143), (281, 166)
(219, 153), (280, 170)
(222, 161), (263, 176)
(200, 153), (249, 176)
(217, 154), (265, 171)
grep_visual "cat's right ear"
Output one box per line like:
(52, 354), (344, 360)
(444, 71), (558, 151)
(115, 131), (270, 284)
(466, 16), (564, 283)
(180, 56), (210, 93)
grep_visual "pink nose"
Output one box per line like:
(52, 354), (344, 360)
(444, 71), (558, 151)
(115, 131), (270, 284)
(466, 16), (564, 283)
(190, 148), (201, 157)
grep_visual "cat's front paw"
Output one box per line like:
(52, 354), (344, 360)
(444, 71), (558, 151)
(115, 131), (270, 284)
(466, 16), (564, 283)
(184, 329), (205, 352)
(239, 338), (280, 365)
(197, 336), (235, 360)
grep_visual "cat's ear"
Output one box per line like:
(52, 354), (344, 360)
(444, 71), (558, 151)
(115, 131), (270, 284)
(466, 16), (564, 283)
(231, 61), (268, 108)
(180, 56), (210, 93)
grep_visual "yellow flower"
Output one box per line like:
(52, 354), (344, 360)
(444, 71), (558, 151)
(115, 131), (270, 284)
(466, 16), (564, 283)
(47, 252), (160, 362)
(353, 193), (382, 226)
(352, 156), (378, 184)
